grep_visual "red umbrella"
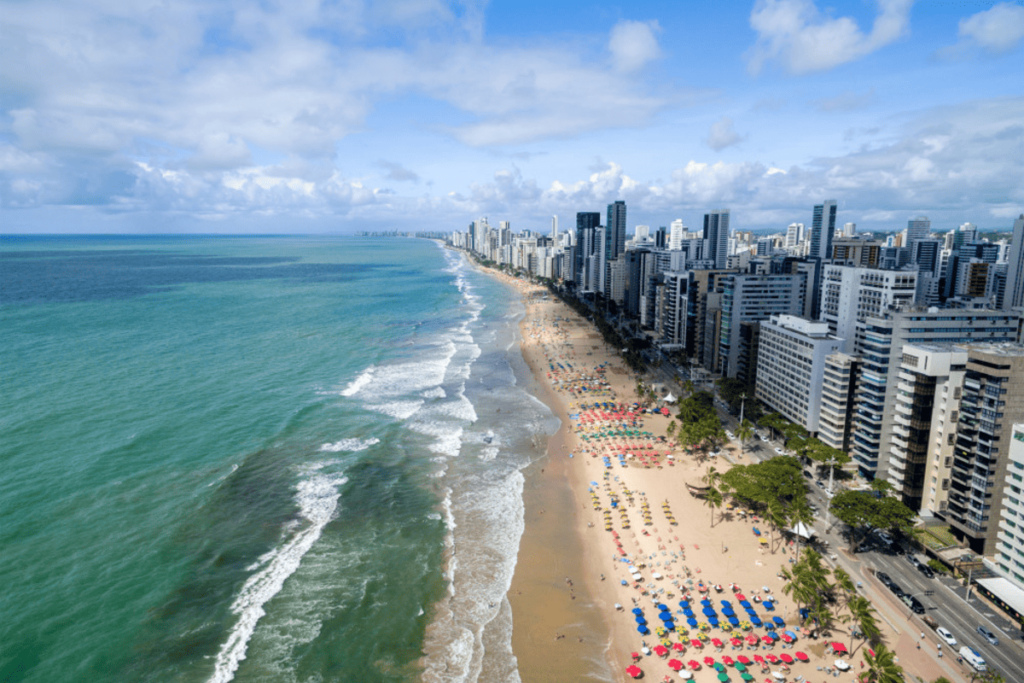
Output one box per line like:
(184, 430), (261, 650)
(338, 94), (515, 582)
(761, 635), (773, 644)
(703, 656), (716, 667)
(735, 594), (747, 601)
(691, 639), (703, 648)
(794, 651), (809, 662)
(631, 652), (642, 661)
(688, 660), (702, 670)
(731, 637), (744, 647)
(625, 664), (642, 679)
(737, 655), (752, 665)
(673, 642), (686, 652)
(668, 659), (684, 671)
(746, 634), (759, 646)
(765, 654), (779, 664)
(831, 641), (848, 653)
(781, 634), (794, 643)
(711, 638), (724, 648)
(780, 654), (794, 665)
(722, 655), (736, 666)
(753, 655), (765, 665)
(653, 644), (669, 657)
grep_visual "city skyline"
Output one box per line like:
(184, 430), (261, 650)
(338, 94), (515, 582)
(2, 1), (1023, 234)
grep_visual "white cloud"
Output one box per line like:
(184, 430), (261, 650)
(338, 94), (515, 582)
(814, 89), (876, 112)
(958, 3), (1024, 54)
(747, 0), (913, 75)
(705, 117), (745, 151)
(608, 20), (663, 72)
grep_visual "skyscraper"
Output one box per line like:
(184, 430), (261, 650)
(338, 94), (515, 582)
(1004, 214), (1024, 309)
(606, 200), (626, 261)
(906, 216), (931, 245)
(575, 212), (600, 286)
(809, 200), (837, 261)
(703, 210), (730, 269)
(669, 219), (686, 251)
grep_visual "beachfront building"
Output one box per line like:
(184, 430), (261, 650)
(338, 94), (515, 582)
(817, 352), (858, 452)
(993, 425), (1024, 585)
(947, 345), (1024, 554)
(819, 264), (918, 353)
(717, 273), (808, 379)
(831, 237), (883, 268)
(1004, 215), (1024, 310)
(755, 315), (843, 434)
(849, 308), (1019, 482)
(887, 345), (968, 513)
(704, 210), (730, 270)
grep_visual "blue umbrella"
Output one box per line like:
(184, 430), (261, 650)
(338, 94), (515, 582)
(632, 608), (644, 615)
(683, 609), (694, 617)
(659, 611), (673, 622)
(745, 608), (757, 616)
(635, 616), (647, 624)
(722, 608), (735, 617)
(709, 616), (720, 627)
(728, 617), (740, 626)
(764, 623), (775, 631)
(637, 625), (649, 634)
(656, 603), (668, 611)
(679, 600), (690, 608)
(720, 601), (732, 607)
(738, 601), (751, 608)
(687, 618), (698, 627)
(772, 617), (785, 627)
(701, 599), (712, 607)
(702, 607), (716, 617)
(664, 621), (676, 630)
(784, 630), (797, 639)
(751, 616), (763, 627)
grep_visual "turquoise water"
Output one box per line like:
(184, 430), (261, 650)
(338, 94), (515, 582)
(0, 236), (557, 683)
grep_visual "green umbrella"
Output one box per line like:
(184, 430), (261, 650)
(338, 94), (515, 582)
(735, 663), (746, 673)
(717, 674), (729, 683)
(740, 674), (753, 682)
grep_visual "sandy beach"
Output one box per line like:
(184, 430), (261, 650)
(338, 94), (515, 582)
(467, 260), (962, 683)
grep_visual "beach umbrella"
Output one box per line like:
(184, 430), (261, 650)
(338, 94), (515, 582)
(746, 634), (758, 645)
(737, 655), (752, 665)
(730, 637), (743, 647)
(764, 654), (779, 664)
(673, 642), (686, 652)
(711, 638), (724, 648)
(653, 645), (670, 657)
(679, 600), (690, 608)
(709, 617), (719, 628)
(722, 608), (735, 617)
(702, 607), (716, 617)
(625, 664), (642, 679)
(761, 636), (773, 645)
(830, 641), (848, 654)
(717, 672), (729, 682)
(779, 654), (793, 665)
(632, 608), (644, 615)
(722, 655), (735, 666)
(668, 659), (684, 672)
(631, 652), (641, 661)
(690, 639), (703, 648)
(704, 656), (716, 667)
(740, 673), (753, 681)
(635, 616), (647, 624)
(783, 630), (797, 640)
(656, 603), (668, 611)
(686, 618), (698, 627)
(794, 651), (808, 662)
(700, 599), (712, 606)
(772, 617), (785, 627)
(637, 625), (649, 634)
(683, 609), (694, 618)
(780, 634), (793, 644)
(659, 611), (674, 622)
(688, 660), (702, 670)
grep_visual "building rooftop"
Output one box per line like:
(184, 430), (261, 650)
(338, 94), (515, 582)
(962, 343), (1024, 358)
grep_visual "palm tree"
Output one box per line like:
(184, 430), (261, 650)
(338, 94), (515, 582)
(704, 486), (724, 527)
(702, 465), (720, 488)
(846, 596), (879, 652)
(787, 498), (815, 560)
(764, 500), (787, 553)
(735, 419), (754, 455)
(862, 643), (904, 683)
(666, 420), (677, 439)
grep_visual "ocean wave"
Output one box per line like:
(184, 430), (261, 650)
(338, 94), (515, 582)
(207, 471), (348, 683)
(318, 437), (379, 453)
(340, 367), (374, 397)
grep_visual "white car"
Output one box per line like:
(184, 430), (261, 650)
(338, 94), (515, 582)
(725, 431), (734, 439)
(759, 435), (769, 442)
(774, 447), (785, 454)
(936, 627), (957, 648)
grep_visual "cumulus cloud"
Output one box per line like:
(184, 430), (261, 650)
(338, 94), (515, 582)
(746, 0), (913, 75)
(608, 20), (663, 72)
(957, 3), (1024, 55)
(705, 117), (745, 151)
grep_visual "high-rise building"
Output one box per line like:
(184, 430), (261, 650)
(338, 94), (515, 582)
(906, 216), (931, 245)
(818, 352), (858, 452)
(819, 265), (918, 353)
(606, 200), (627, 262)
(755, 315), (843, 433)
(849, 310), (1020, 481)
(575, 212), (600, 287)
(947, 345), (1024, 554)
(703, 210), (730, 269)
(809, 200), (837, 262)
(843, 222), (856, 237)
(994, 424), (1024, 585)
(718, 273), (808, 378)
(888, 344), (968, 512)
(1004, 215), (1024, 310)
(669, 219), (686, 251)
(551, 215), (558, 244)
(785, 223), (804, 249)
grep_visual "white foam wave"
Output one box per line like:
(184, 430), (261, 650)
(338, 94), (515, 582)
(340, 367), (374, 397)
(318, 437), (379, 453)
(366, 400), (424, 420)
(207, 470), (348, 683)
(422, 387), (447, 399)
(479, 447), (499, 462)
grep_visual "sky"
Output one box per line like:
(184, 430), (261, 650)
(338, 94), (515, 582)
(1, 0), (1023, 235)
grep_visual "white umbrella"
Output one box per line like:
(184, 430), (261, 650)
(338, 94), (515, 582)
(678, 671), (692, 680)
(834, 660), (850, 671)
(771, 673), (786, 681)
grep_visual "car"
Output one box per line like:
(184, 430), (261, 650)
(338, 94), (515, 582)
(802, 470), (813, 478)
(959, 646), (987, 672)
(760, 435), (769, 442)
(936, 627), (957, 648)
(909, 598), (925, 615)
(891, 584), (906, 600)
(977, 626), (999, 645)
(876, 572), (893, 587)
(816, 480), (825, 489)
(918, 564), (935, 579)
(774, 447), (785, 454)
(875, 530), (894, 545)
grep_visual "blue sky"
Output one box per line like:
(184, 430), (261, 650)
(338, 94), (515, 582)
(1, 0), (1022, 234)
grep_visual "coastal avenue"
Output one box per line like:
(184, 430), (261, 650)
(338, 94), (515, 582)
(648, 349), (1024, 683)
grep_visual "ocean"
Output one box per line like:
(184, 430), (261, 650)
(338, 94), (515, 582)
(0, 235), (559, 683)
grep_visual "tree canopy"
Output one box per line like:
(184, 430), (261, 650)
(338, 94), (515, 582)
(829, 490), (917, 551)
(720, 456), (807, 509)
